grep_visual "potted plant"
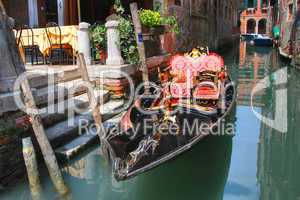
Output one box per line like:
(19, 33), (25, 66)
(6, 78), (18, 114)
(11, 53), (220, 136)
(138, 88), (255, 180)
(139, 9), (180, 35)
(139, 9), (165, 35)
(91, 24), (107, 64)
(139, 9), (180, 57)
(161, 15), (180, 35)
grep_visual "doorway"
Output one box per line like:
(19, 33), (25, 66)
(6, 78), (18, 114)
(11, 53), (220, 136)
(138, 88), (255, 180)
(45, 0), (58, 23)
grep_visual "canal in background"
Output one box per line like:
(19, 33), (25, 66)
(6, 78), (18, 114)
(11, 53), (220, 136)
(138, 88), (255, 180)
(1, 41), (300, 200)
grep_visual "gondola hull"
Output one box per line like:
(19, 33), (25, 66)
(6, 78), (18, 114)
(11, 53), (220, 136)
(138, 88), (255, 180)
(104, 80), (235, 181)
(104, 48), (235, 181)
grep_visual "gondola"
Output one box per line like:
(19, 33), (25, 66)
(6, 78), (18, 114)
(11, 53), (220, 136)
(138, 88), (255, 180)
(102, 47), (236, 181)
(253, 34), (273, 46)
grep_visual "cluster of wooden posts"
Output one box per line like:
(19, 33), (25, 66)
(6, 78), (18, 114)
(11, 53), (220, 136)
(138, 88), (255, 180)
(0, 1), (149, 199)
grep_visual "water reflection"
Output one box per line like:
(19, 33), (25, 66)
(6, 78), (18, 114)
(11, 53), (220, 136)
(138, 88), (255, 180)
(257, 67), (300, 200)
(62, 132), (233, 200)
(224, 41), (283, 200)
(4, 42), (300, 200)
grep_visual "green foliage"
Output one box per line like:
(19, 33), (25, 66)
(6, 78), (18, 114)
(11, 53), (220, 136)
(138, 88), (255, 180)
(139, 9), (180, 34)
(118, 16), (139, 64)
(139, 9), (162, 27)
(114, 0), (125, 15)
(90, 0), (139, 65)
(161, 15), (180, 34)
(91, 24), (107, 50)
(90, 1), (179, 64)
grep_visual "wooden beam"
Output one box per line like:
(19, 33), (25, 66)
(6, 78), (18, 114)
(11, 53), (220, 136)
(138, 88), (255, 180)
(130, 2), (151, 95)
(77, 53), (109, 158)
(77, 53), (103, 138)
(0, 0), (6, 15)
(22, 137), (43, 200)
(77, 0), (81, 22)
(0, 8), (69, 197)
(20, 78), (70, 197)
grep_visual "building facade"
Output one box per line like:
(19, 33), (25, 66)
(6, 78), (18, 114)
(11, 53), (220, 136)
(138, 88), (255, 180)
(275, 0), (300, 59)
(3, 0), (241, 51)
(240, 0), (274, 35)
(2, 0), (155, 27)
(162, 0), (241, 51)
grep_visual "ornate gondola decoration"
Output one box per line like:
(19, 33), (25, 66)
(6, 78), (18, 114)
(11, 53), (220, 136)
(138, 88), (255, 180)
(104, 47), (236, 181)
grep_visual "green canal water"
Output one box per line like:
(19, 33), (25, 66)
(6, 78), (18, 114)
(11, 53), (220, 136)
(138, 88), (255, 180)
(1, 41), (300, 200)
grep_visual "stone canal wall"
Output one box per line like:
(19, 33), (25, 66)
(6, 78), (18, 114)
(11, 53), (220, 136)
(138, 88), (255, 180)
(0, 135), (25, 188)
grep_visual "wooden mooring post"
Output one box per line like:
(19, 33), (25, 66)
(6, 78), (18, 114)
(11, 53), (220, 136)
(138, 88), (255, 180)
(77, 53), (103, 136)
(0, 1), (69, 197)
(130, 2), (151, 95)
(77, 53), (109, 157)
(22, 138), (43, 200)
(20, 79), (70, 197)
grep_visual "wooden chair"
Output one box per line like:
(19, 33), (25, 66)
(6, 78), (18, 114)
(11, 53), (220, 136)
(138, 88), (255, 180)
(45, 22), (73, 65)
(17, 25), (42, 65)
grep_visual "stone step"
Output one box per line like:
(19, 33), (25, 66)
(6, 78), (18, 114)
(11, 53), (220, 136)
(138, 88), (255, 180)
(0, 79), (95, 114)
(26, 65), (81, 89)
(40, 89), (110, 128)
(46, 100), (125, 148)
(55, 112), (124, 160)
(55, 134), (98, 160)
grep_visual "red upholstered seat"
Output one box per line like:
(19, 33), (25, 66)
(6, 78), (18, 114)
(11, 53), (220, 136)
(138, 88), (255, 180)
(193, 81), (220, 100)
(168, 52), (224, 99)
(170, 82), (192, 98)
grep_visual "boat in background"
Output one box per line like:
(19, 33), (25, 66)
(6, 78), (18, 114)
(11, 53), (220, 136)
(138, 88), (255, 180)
(253, 34), (273, 46)
(241, 33), (258, 41)
(104, 48), (236, 181)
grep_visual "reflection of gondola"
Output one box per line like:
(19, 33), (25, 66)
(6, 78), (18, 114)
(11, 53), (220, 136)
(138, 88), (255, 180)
(247, 44), (272, 55)
(132, 135), (233, 200)
(253, 35), (273, 46)
(104, 48), (236, 181)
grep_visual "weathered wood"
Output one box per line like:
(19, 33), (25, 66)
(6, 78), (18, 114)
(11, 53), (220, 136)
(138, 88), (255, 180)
(20, 78), (70, 197)
(130, 3), (150, 95)
(0, 0), (6, 15)
(77, 53), (109, 158)
(77, 53), (103, 138)
(0, 5), (69, 197)
(22, 137), (43, 200)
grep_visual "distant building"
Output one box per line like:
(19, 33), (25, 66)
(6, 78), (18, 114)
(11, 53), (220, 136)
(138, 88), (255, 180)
(240, 0), (273, 35)
(276, 0), (300, 59)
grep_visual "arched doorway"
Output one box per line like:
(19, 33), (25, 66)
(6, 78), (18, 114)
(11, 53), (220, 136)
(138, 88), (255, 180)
(247, 19), (256, 33)
(258, 19), (267, 34)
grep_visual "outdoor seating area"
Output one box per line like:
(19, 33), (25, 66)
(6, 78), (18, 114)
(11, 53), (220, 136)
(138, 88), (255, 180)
(14, 23), (78, 65)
